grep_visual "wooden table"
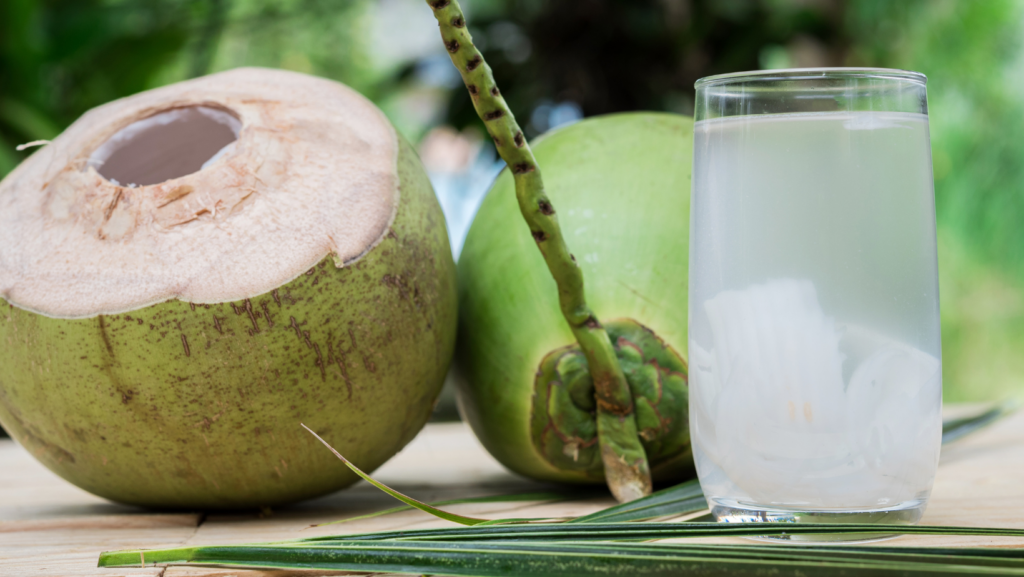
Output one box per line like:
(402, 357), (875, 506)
(3, 408), (1023, 576)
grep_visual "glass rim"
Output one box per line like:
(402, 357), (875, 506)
(695, 67), (927, 89)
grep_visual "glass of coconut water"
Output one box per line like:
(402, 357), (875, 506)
(688, 69), (941, 539)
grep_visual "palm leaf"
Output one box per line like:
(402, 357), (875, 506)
(942, 400), (1017, 444)
(303, 521), (1024, 543)
(301, 424), (488, 526)
(569, 478), (707, 523)
(100, 408), (1024, 574)
(99, 538), (1024, 575)
(312, 491), (583, 528)
(313, 402), (1013, 530)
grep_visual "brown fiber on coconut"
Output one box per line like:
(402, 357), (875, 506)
(0, 67), (398, 318)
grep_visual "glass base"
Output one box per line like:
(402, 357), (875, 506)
(710, 498), (927, 543)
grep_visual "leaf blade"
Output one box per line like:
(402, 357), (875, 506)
(305, 521), (1024, 543)
(99, 539), (1024, 575)
(300, 423), (487, 526)
(942, 401), (1018, 444)
(569, 478), (707, 523)
(312, 491), (579, 528)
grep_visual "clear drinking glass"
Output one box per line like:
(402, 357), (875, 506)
(688, 68), (942, 538)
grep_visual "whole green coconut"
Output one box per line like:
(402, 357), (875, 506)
(0, 68), (457, 508)
(456, 112), (693, 485)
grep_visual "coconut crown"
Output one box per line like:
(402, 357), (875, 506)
(0, 67), (399, 318)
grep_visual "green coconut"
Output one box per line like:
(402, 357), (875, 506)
(0, 68), (457, 508)
(455, 112), (693, 485)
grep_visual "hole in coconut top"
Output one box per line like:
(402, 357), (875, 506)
(89, 106), (241, 187)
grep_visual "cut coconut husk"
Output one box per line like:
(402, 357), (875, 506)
(1, 68), (401, 316)
(455, 112), (693, 485)
(0, 68), (457, 508)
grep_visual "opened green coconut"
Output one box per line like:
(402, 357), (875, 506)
(0, 68), (457, 508)
(455, 113), (693, 485)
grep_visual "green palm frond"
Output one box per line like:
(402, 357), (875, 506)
(100, 535), (1024, 575)
(100, 407), (1023, 575)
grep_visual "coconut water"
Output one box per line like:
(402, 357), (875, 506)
(689, 111), (942, 515)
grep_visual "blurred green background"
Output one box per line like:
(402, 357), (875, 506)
(1, 0), (1021, 421)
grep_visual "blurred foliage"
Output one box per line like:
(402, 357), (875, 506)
(844, 0), (1024, 402)
(447, 0), (849, 133)
(0, 0), (376, 174)
(0, 0), (1022, 403)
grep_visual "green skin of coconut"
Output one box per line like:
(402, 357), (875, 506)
(0, 136), (457, 509)
(456, 112), (694, 485)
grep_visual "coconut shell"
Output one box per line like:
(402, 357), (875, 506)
(455, 112), (693, 484)
(0, 68), (457, 508)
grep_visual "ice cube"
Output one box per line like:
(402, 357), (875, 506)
(692, 279), (940, 508)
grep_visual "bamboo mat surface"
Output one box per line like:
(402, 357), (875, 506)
(2, 407), (1023, 576)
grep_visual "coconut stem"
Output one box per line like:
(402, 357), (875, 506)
(425, 0), (651, 502)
